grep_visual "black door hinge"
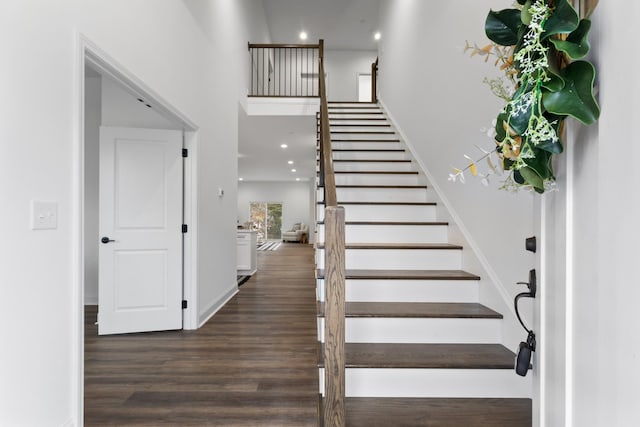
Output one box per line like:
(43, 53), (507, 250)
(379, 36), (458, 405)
(182, 300), (188, 309)
(182, 148), (188, 158)
(182, 224), (188, 233)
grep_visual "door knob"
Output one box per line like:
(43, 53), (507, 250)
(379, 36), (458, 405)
(101, 236), (115, 244)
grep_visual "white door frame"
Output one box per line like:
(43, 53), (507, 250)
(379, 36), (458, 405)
(74, 34), (200, 424)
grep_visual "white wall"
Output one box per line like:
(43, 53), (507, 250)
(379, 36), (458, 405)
(539, 3), (640, 426)
(377, 0), (534, 351)
(237, 181), (315, 243)
(84, 76), (101, 305)
(324, 49), (377, 101)
(101, 76), (181, 129)
(0, 1), (269, 425)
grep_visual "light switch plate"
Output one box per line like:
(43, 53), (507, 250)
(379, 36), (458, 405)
(31, 200), (58, 230)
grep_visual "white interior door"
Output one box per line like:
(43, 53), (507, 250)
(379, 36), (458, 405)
(98, 126), (183, 335)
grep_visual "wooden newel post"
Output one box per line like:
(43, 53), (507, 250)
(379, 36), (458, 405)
(323, 206), (346, 427)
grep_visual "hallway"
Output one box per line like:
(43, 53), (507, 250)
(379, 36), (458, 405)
(84, 243), (319, 426)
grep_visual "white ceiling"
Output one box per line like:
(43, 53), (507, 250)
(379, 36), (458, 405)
(263, 0), (381, 50)
(238, 110), (317, 182)
(239, 0), (380, 182)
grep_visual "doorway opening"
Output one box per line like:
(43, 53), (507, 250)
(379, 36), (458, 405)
(250, 201), (283, 244)
(357, 73), (372, 102)
(77, 35), (199, 421)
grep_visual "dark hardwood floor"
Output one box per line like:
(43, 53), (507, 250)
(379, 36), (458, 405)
(85, 243), (319, 426)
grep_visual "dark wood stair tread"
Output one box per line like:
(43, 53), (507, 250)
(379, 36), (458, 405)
(317, 269), (479, 280)
(320, 397), (532, 427)
(318, 302), (502, 319)
(317, 243), (462, 250)
(317, 221), (448, 226)
(333, 159), (411, 162)
(329, 124), (391, 127)
(318, 343), (517, 369)
(331, 132), (395, 135)
(332, 170), (418, 174)
(329, 117), (388, 121)
(317, 201), (435, 206)
(331, 139), (401, 142)
(331, 148), (405, 152)
(320, 184), (426, 189)
(328, 111), (384, 114)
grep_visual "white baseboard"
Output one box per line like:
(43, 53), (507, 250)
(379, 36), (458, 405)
(198, 285), (238, 328)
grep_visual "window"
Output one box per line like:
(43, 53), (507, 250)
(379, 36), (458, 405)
(249, 202), (283, 242)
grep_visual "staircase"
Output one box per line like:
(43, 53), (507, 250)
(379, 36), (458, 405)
(315, 102), (532, 426)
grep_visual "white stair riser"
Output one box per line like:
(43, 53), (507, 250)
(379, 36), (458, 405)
(316, 279), (479, 303)
(334, 173), (419, 186)
(328, 108), (381, 114)
(332, 141), (400, 150)
(332, 151), (408, 161)
(331, 134), (398, 141)
(329, 114), (384, 120)
(334, 161), (414, 172)
(317, 187), (429, 203)
(329, 120), (389, 126)
(317, 224), (448, 244)
(318, 369), (532, 398)
(316, 248), (462, 270)
(317, 204), (437, 222)
(317, 318), (501, 343)
(329, 126), (393, 133)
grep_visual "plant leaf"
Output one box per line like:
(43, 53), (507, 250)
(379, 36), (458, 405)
(550, 19), (591, 59)
(542, 0), (579, 39)
(519, 166), (545, 193)
(485, 9), (522, 46)
(521, 0), (533, 25)
(542, 60), (600, 124)
(541, 70), (565, 92)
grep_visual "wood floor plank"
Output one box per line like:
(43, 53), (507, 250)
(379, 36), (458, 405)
(84, 243), (319, 426)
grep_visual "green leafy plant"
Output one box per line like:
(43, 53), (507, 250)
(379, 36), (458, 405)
(454, 0), (599, 193)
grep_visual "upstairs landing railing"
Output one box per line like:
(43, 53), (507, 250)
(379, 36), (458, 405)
(248, 42), (321, 97)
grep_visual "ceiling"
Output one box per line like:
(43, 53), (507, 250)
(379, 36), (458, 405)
(238, 110), (317, 182)
(263, 0), (381, 50)
(239, 0), (380, 183)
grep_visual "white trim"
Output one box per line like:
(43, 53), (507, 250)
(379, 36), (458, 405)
(538, 195), (547, 427)
(378, 98), (518, 320)
(73, 30), (85, 427)
(564, 122), (575, 427)
(61, 417), (76, 427)
(198, 286), (239, 328)
(182, 131), (199, 330)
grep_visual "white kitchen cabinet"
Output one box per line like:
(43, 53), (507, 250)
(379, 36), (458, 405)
(237, 230), (257, 275)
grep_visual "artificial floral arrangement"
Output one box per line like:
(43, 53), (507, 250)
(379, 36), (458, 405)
(451, 0), (600, 193)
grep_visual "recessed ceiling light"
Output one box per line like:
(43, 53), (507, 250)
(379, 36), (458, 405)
(288, 160), (294, 165)
(299, 31), (308, 41)
(291, 169), (297, 173)
(374, 32), (381, 41)
(238, 177), (243, 181)
(296, 178), (301, 181)
(280, 144), (288, 148)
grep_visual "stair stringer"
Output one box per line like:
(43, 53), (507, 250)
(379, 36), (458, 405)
(378, 99), (526, 353)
